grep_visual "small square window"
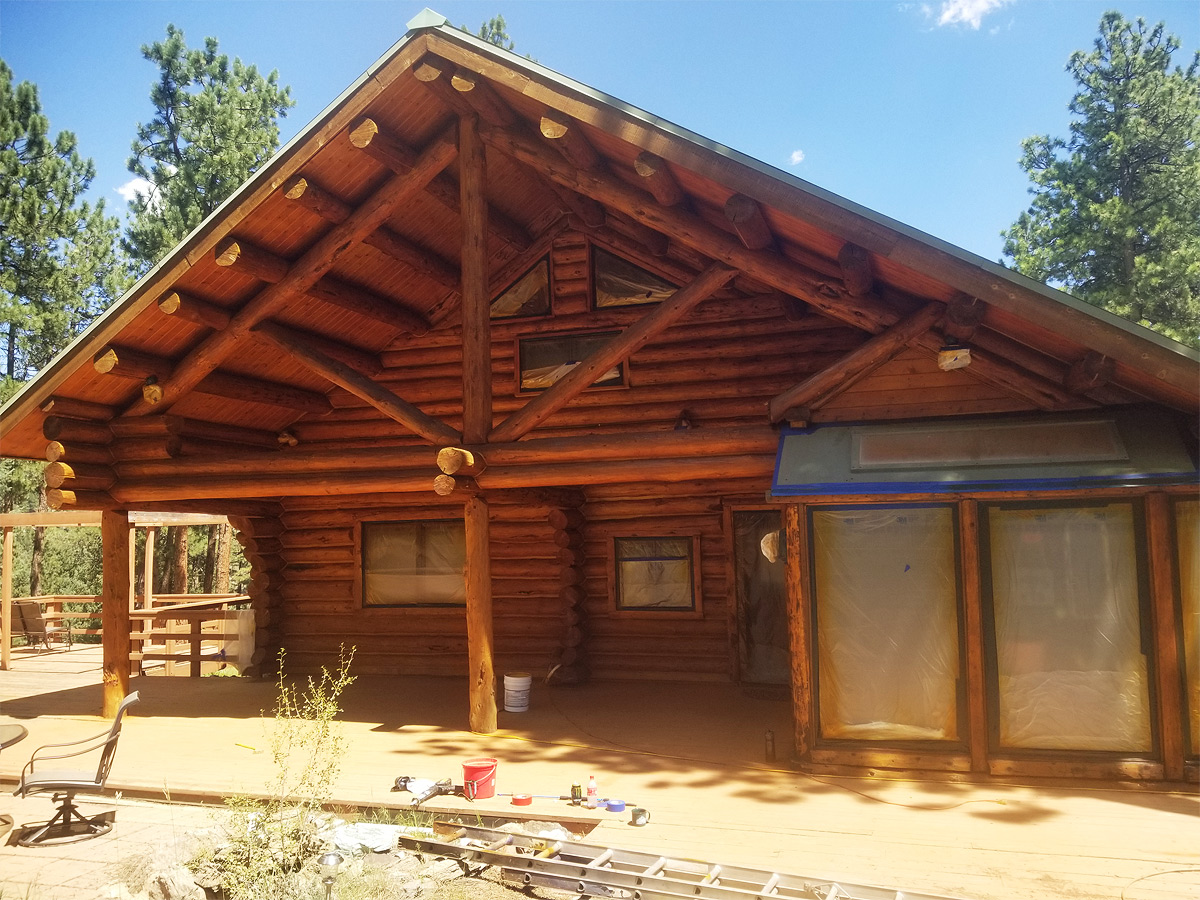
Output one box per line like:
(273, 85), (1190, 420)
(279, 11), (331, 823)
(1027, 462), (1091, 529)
(517, 331), (624, 392)
(362, 520), (465, 607)
(491, 258), (551, 319)
(593, 247), (676, 308)
(614, 537), (697, 611)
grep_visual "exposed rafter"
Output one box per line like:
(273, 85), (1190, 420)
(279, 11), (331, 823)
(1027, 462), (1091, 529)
(254, 321), (459, 445)
(122, 124), (459, 417)
(724, 194), (775, 251)
(214, 237), (430, 335)
(633, 152), (684, 207)
(158, 292), (231, 331)
(837, 243), (874, 298)
(348, 117), (531, 250)
(768, 302), (945, 422)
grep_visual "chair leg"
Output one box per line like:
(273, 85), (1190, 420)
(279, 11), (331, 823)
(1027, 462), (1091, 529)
(18, 792), (113, 846)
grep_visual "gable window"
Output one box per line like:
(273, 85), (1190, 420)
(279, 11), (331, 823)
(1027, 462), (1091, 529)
(362, 520), (465, 607)
(593, 247), (676, 308)
(613, 536), (698, 612)
(517, 330), (624, 392)
(491, 258), (550, 319)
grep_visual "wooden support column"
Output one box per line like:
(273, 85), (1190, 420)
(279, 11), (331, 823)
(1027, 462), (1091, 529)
(784, 504), (813, 760)
(2, 526), (12, 671)
(143, 526), (157, 608)
(101, 510), (133, 718)
(464, 496), (496, 733)
(1146, 492), (1185, 781)
(460, 114), (492, 444)
(959, 500), (990, 774)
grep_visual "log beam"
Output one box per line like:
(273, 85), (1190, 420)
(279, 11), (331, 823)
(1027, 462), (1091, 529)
(433, 473), (478, 497)
(437, 447), (486, 477)
(100, 510), (133, 717)
(464, 496), (497, 733)
(633, 152), (684, 207)
(769, 301), (945, 421)
(460, 113), (492, 444)
(123, 124), (458, 416)
(837, 242), (874, 297)
(481, 124), (896, 334)
(1064, 351), (1116, 394)
(348, 117), (530, 250)
(44, 461), (116, 491)
(540, 110), (601, 170)
(724, 194), (774, 251)
(40, 396), (116, 420)
(251, 324), (382, 377)
(255, 321), (459, 445)
(490, 263), (738, 443)
(158, 291), (231, 331)
(449, 66), (517, 127)
(282, 176), (460, 291)
(215, 237), (430, 336)
(942, 294), (986, 343)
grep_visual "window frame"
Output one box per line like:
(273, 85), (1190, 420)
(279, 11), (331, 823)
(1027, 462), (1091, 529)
(608, 534), (703, 619)
(514, 329), (628, 396)
(358, 517), (467, 609)
(490, 256), (553, 321)
(590, 245), (679, 310)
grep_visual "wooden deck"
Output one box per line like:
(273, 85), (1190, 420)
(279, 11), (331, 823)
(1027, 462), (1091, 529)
(2, 646), (1197, 900)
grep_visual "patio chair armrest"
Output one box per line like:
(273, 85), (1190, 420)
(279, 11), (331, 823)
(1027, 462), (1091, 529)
(23, 731), (113, 767)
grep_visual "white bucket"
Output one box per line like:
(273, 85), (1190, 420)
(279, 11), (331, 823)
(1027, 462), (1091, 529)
(503, 672), (532, 712)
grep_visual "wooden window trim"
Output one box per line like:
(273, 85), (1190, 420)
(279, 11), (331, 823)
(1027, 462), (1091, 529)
(513, 329), (629, 397)
(357, 517), (466, 611)
(607, 534), (703, 620)
(805, 502), (969, 753)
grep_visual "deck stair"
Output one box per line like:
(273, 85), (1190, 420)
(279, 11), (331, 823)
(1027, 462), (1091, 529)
(397, 822), (969, 900)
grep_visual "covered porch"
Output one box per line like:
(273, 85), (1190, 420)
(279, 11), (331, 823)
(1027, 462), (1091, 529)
(1, 646), (1197, 900)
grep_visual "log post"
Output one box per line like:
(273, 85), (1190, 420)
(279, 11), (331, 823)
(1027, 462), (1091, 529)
(785, 504), (813, 759)
(464, 496), (496, 733)
(1146, 493), (1185, 781)
(459, 113), (492, 444)
(101, 510), (133, 718)
(143, 526), (157, 609)
(959, 500), (989, 774)
(1, 526), (12, 671)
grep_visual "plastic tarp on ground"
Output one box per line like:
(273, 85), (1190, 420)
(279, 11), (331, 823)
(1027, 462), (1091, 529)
(812, 507), (960, 741)
(988, 504), (1151, 751)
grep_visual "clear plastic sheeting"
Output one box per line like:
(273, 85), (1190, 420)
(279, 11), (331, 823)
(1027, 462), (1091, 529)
(1177, 500), (1199, 757)
(593, 248), (676, 307)
(363, 520), (466, 606)
(812, 507), (960, 741)
(615, 537), (694, 610)
(988, 504), (1151, 751)
(733, 511), (789, 685)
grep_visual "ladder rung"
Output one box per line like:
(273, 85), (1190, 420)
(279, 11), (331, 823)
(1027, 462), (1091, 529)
(643, 856), (668, 877)
(762, 873), (781, 895)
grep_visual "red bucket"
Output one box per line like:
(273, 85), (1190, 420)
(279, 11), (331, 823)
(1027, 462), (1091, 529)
(462, 757), (497, 800)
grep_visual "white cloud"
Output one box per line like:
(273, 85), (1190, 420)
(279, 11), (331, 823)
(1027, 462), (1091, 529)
(933, 0), (1012, 30)
(789, 149), (806, 165)
(116, 176), (156, 206)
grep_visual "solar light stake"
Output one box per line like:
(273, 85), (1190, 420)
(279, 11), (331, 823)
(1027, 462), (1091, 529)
(318, 851), (343, 900)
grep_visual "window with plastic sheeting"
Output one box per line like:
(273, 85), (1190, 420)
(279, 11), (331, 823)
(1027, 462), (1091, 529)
(732, 510), (789, 685)
(984, 503), (1152, 752)
(592, 247), (676, 308)
(517, 331), (624, 392)
(1177, 500), (1199, 757)
(491, 258), (550, 319)
(811, 507), (961, 742)
(613, 537), (698, 612)
(362, 520), (466, 607)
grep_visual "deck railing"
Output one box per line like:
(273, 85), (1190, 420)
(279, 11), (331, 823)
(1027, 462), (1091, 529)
(10, 593), (252, 677)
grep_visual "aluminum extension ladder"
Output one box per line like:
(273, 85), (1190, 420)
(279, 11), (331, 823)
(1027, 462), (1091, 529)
(395, 822), (970, 900)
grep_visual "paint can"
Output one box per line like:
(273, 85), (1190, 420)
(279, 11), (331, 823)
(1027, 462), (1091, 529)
(629, 807), (649, 826)
(503, 672), (532, 712)
(462, 757), (498, 800)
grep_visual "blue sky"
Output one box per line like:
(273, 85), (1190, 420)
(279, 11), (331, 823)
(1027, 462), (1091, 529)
(2, 0), (1197, 262)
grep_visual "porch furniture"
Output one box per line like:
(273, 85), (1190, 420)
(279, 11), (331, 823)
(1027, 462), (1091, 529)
(14, 599), (72, 651)
(13, 690), (139, 846)
(0, 723), (29, 839)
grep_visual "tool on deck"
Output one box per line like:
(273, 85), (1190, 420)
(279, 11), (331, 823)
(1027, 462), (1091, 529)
(391, 776), (461, 807)
(395, 822), (971, 900)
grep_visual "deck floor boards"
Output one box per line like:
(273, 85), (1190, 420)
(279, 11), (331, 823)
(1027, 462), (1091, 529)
(2, 645), (1197, 899)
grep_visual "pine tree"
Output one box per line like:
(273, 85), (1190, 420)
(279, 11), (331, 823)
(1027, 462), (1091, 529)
(1003, 13), (1200, 347)
(0, 60), (127, 381)
(123, 25), (294, 270)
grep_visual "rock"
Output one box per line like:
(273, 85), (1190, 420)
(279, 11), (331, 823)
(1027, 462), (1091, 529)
(146, 868), (205, 900)
(94, 884), (138, 900)
(428, 857), (466, 881)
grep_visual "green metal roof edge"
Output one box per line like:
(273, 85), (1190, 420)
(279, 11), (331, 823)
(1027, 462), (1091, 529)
(4, 10), (1196, 437)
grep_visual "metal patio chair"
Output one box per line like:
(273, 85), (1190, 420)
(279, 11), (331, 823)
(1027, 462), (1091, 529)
(13, 691), (140, 847)
(14, 599), (73, 651)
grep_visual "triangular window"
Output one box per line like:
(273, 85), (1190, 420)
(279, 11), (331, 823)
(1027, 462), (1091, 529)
(491, 258), (551, 319)
(592, 247), (676, 308)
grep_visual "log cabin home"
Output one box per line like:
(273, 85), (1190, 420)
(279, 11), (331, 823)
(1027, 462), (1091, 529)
(1, 10), (1197, 786)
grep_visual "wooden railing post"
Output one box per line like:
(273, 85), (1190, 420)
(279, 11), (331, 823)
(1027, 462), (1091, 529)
(190, 615), (202, 677)
(2, 526), (13, 670)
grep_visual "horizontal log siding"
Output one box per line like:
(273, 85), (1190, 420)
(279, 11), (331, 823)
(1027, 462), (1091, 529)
(274, 499), (565, 676)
